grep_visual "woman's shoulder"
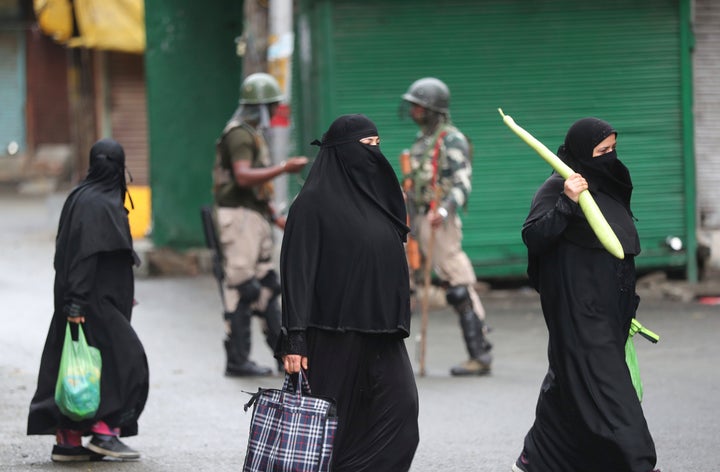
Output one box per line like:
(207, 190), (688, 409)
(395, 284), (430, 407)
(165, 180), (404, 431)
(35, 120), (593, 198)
(535, 173), (564, 194)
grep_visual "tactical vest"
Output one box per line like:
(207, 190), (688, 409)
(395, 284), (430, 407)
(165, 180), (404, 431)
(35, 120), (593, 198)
(213, 120), (274, 211)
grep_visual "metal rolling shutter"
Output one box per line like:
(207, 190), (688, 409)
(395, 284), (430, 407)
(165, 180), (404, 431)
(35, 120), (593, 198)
(0, 30), (24, 157)
(108, 52), (149, 185)
(299, 0), (685, 276)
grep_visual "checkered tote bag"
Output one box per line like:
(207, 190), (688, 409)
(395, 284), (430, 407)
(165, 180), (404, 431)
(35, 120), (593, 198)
(242, 370), (337, 472)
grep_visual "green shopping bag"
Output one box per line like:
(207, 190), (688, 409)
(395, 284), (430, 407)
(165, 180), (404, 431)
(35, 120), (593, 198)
(625, 318), (660, 402)
(54, 322), (102, 421)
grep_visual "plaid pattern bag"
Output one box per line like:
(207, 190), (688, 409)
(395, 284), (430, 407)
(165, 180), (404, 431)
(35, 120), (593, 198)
(242, 370), (338, 472)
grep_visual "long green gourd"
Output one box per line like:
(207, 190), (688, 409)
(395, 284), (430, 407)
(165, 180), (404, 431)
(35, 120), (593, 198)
(498, 109), (625, 260)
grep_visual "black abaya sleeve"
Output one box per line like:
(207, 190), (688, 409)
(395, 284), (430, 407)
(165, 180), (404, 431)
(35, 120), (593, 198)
(523, 175), (581, 291)
(63, 254), (98, 316)
(279, 200), (321, 356)
(522, 191), (579, 254)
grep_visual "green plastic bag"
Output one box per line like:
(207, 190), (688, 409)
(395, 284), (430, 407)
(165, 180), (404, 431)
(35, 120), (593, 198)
(625, 334), (643, 402)
(625, 318), (660, 403)
(54, 322), (102, 421)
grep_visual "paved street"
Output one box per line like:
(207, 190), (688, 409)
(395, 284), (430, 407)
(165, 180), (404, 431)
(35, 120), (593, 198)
(1, 192), (718, 471)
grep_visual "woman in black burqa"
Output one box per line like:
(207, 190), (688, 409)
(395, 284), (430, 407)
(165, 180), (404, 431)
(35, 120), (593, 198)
(512, 118), (658, 472)
(28, 138), (149, 462)
(279, 114), (419, 471)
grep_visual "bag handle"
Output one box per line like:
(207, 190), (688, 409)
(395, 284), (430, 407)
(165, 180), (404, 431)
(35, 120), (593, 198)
(65, 321), (89, 345)
(242, 369), (313, 412)
(282, 369), (312, 396)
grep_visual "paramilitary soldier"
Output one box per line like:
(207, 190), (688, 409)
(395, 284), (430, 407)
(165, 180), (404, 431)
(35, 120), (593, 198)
(400, 77), (493, 376)
(213, 73), (308, 376)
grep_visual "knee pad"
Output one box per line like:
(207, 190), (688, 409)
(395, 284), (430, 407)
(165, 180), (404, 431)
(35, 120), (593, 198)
(235, 278), (261, 304)
(446, 285), (473, 314)
(445, 285), (470, 306)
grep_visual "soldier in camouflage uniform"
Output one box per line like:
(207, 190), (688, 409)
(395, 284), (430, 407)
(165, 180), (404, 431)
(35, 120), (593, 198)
(213, 73), (308, 376)
(400, 77), (493, 376)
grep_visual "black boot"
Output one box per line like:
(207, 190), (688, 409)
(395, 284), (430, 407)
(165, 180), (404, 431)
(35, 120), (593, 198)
(446, 286), (492, 376)
(225, 303), (272, 377)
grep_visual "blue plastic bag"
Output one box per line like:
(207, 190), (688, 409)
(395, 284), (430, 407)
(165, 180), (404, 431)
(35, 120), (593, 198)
(54, 322), (102, 421)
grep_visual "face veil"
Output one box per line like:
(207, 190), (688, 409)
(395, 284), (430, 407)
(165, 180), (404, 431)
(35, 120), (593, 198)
(280, 114), (412, 336)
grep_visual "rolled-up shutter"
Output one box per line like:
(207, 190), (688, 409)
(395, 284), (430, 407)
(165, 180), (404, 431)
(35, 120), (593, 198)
(0, 29), (24, 157)
(107, 52), (148, 185)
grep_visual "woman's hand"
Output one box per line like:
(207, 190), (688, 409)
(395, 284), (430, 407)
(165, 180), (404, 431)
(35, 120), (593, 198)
(67, 316), (85, 323)
(283, 354), (308, 374)
(564, 172), (588, 203)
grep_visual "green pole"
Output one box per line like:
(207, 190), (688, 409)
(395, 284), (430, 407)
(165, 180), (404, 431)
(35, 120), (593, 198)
(319, 0), (335, 127)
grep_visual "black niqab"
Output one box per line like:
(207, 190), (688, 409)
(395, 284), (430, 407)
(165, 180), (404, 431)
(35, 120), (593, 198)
(526, 117), (640, 256)
(281, 114), (411, 335)
(55, 138), (134, 269)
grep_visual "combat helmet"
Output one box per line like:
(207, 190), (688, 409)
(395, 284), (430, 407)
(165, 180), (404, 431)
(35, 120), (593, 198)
(402, 77), (450, 113)
(239, 73), (283, 105)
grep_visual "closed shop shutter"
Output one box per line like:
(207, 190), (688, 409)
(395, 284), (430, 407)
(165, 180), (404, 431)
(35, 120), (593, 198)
(694, 0), (720, 229)
(296, 0), (686, 277)
(0, 30), (24, 157)
(108, 52), (149, 185)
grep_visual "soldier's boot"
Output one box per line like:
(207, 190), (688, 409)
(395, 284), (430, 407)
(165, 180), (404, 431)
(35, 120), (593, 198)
(224, 279), (272, 377)
(446, 285), (493, 376)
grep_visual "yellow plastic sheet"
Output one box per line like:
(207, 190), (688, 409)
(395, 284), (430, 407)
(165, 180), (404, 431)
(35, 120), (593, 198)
(34, 0), (73, 42)
(34, 0), (145, 53)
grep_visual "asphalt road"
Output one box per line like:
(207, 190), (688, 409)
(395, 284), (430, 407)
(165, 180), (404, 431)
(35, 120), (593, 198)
(1, 193), (718, 471)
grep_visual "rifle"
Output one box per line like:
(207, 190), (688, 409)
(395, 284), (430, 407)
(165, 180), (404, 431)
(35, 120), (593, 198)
(399, 149), (421, 271)
(418, 130), (448, 377)
(200, 205), (226, 308)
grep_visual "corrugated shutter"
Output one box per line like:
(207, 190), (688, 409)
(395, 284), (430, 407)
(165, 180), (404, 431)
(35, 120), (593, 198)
(0, 30), (24, 157)
(694, 0), (720, 229)
(297, 0), (686, 277)
(108, 52), (149, 185)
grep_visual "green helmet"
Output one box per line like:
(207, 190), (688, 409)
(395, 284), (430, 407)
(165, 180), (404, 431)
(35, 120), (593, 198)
(402, 77), (450, 113)
(239, 73), (283, 105)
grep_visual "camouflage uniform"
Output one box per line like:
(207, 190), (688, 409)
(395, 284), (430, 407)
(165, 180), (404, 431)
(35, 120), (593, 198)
(402, 77), (492, 376)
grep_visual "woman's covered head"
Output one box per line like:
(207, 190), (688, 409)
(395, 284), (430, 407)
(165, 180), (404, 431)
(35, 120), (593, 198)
(563, 117), (617, 164)
(85, 138), (128, 199)
(321, 114), (379, 147)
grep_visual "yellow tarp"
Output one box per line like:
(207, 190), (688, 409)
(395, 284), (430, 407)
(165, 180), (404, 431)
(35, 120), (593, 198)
(34, 0), (73, 42)
(34, 0), (145, 53)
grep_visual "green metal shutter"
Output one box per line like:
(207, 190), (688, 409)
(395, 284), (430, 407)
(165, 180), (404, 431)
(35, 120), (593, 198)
(297, 0), (687, 277)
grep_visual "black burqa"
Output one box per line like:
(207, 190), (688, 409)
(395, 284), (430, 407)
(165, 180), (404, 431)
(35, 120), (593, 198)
(518, 118), (656, 472)
(280, 115), (419, 471)
(28, 139), (149, 437)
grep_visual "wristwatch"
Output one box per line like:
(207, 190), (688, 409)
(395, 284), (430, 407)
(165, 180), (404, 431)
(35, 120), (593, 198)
(437, 207), (449, 220)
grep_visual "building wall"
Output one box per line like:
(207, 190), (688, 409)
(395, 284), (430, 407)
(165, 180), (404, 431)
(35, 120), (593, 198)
(694, 0), (720, 269)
